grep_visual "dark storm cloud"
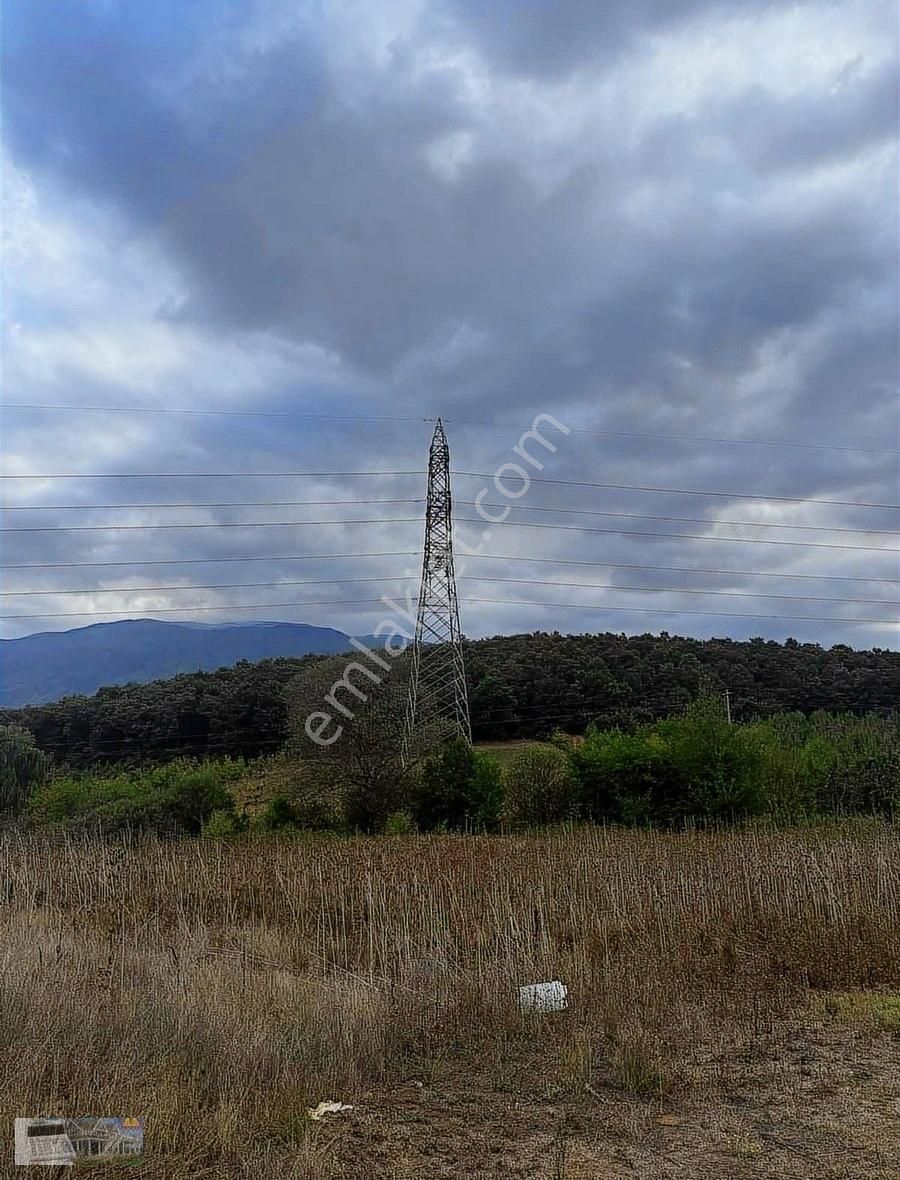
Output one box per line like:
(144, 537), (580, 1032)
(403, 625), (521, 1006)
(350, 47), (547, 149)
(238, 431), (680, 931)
(1, 0), (897, 647)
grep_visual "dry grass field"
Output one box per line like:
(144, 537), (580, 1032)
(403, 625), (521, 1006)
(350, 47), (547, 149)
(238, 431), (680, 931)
(1, 823), (898, 1178)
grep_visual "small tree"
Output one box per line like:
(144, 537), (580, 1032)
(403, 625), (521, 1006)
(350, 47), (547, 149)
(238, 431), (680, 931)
(286, 655), (418, 832)
(413, 739), (503, 831)
(503, 743), (578, 828)
(658, 695), (765, 821)
(572, 727), (678, 825)
(0, 725), (50, 816)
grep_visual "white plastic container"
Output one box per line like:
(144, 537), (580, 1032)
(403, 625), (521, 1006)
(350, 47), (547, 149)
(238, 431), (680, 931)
(518, 979), (568, 1014)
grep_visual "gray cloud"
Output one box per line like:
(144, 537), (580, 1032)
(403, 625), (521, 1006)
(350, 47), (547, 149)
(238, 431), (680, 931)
(442, 0), (788, 80)
(1, 0), (897, 649)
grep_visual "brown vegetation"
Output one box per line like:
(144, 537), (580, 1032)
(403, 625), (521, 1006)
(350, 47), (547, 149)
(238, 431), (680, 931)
(1, 823), (898, 1177)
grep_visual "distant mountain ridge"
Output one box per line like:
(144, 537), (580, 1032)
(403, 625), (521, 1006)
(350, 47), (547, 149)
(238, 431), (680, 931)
(0, 619), (363, 707)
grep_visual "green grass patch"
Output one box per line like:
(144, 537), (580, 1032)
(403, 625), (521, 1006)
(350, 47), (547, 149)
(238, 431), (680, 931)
(819, 990), (900, 1031)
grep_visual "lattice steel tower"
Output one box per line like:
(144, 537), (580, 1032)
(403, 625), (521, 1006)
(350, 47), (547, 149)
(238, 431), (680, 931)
(405, 418), (472, 750)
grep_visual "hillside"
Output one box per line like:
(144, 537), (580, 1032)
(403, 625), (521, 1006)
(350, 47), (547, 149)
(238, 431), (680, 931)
(0, 619), (360, 707)
(2, 630), (897, 768)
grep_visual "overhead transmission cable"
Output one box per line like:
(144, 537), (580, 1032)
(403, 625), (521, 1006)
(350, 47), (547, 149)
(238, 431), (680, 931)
(5, 401), (896, 455)
(0, 574), (893, 606)
(1, 515), (895, 551)
(3, 469), (897, 510)
(4, 551), (898, 583)
(3, 497), (895, 537)
(1, 596), (895, 624)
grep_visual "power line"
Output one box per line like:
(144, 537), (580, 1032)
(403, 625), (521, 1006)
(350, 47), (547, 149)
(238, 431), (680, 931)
(1, 516), (424, 533)
(0, 597), (395, 621)
(1, 575), (893, 607)
(460, 577), (896, 607)
(463, 598), (896, 627)
(4, 549), (898, 583)
(443, 418), (899, 457)
(2, 595), (895, 625)
(463, 553), (900, 585)
(0, 576), (416, 597)
(3, 496), (893, 537)
(463, 502), (899, 537)
(454, 517), (899, 553)
(3, 468), (897, 510)
(2, 513), (895, 550)
(30, 726), (292, 755)
(452, 473), (900, 512)
(2, 550), (420, 571)
(3, 403), (433, 426)
(6, 402), (896, 455)
(0, 469), (425, 480)
(1, 498), (424, 511)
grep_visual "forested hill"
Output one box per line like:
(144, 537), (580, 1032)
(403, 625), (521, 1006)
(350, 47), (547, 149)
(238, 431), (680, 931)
(3, 631), (897, 769)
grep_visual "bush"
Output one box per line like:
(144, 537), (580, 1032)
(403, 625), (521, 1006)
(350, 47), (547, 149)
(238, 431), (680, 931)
(26, 759), (244, 835)
(572, 728), (679, 825)
(0, 725), (50, 816)
(155, 764), (240, 834)
(257, 793), (301, 831)
(413, 740), (504, 832)
(820, 752), (900, 817)
(748, 722), (834, 819)
(503, 744), (578, 828)
(202, 809), (247, 838)
(571, 697), (765, 826)
(384, 810), (416, 835)
(257, 772), (343, 832)
(748, 712), (900, 820)
(656, 697), (766, 822)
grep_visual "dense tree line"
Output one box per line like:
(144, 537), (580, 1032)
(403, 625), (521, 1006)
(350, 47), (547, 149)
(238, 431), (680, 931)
(2, 631), (897, 770)
(16, 705), (900, 836)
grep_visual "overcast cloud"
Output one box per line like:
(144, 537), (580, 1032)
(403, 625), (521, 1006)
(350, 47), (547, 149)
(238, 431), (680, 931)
(1, 0), (897, 648)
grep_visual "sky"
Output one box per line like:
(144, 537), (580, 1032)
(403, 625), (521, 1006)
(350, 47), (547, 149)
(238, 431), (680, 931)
(1, 0), (898, 648)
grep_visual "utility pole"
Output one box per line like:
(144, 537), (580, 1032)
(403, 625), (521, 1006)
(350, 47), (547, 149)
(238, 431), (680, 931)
(404, 418), (472, 755)
(724, 689), (732, 725)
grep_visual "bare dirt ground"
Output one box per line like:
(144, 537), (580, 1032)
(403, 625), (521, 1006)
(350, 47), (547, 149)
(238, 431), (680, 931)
(299, 1014), (899, 1180)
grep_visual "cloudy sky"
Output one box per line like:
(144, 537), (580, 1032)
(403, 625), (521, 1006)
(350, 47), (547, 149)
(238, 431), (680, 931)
(1, 0), (898, 648)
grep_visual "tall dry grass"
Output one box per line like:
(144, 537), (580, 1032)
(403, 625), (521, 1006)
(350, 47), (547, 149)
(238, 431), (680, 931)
(1, 822), (898, 1176)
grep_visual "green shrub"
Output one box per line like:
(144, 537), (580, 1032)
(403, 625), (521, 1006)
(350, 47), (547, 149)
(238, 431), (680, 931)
(747, 722), (834, 819)
(256, 768), (344, 832)
(413, 740), (504, 832)
(571, 728), (678, 824)
(820, 752), (900, 817)
(257, 793), (301, 831)
(749, 712), (900, 819)
(571, 697), (766, 825)
(503, 743), (578, 827)
(26, 759), (244, 835)
(156, 765), (239, 834)
(202, 809), (246, 838)
(656, 696), (766, 821)
(384, 810), (416, 835)
(0, 725), (51, 816)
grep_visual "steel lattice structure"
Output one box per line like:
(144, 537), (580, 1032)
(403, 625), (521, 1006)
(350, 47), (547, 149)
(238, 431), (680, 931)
(405, 418), (472, 751)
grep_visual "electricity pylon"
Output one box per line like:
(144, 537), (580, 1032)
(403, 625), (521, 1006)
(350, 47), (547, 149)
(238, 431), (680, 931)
(404, 418), (471, 754)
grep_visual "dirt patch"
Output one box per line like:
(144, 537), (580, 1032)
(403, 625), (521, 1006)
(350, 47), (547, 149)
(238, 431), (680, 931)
(301, 1013), (899, 1179)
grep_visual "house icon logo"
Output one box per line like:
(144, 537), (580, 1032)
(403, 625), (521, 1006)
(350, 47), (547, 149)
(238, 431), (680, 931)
(15, 1117), (144, 1166)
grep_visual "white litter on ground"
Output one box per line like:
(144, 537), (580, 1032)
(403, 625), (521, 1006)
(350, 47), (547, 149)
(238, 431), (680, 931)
(307, 1101), (354, 1121)
(518, 979), (568, 1013)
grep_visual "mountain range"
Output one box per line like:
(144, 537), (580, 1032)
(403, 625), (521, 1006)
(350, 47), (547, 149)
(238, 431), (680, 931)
(0, 619), (371, 707)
